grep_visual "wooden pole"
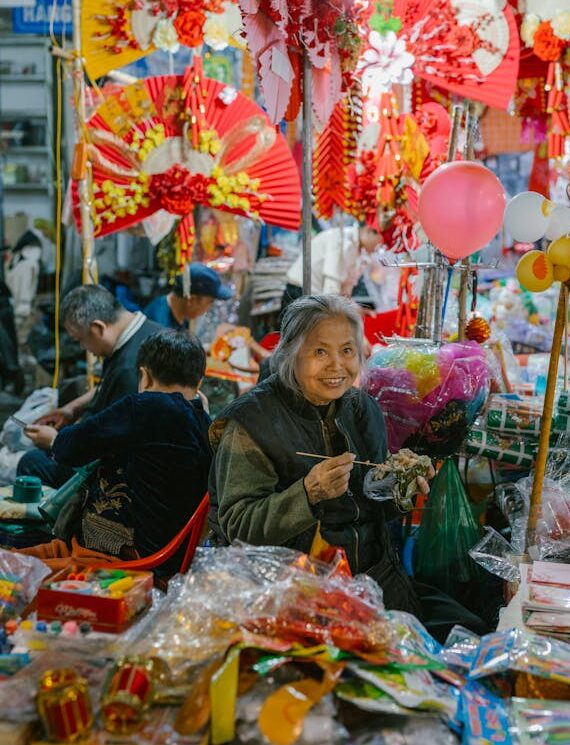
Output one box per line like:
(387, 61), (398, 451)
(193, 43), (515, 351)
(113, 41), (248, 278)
(301, 50), (312, 295)
(527, 283), (568, 546)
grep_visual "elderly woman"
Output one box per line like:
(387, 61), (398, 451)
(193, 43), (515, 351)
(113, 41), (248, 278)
(209, 295), (487, 637)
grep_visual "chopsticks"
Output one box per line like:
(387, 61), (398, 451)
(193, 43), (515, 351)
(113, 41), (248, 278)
(296, 452), (382, 468)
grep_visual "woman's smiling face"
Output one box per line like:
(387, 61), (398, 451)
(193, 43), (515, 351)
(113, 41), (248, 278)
(294, 316), (360, 405)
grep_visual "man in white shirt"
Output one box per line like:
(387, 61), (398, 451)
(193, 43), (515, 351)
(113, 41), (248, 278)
(283, 223), (381, 309)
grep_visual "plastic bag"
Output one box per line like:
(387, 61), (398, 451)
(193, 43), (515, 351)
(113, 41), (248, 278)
(0, 387), (58, 453)
(363, 341), (490, 456)
(469, 526), (521, 583)
(460, 681), (512, 745)
(469, 629), (570, 684)
(363, 449), (433, 512)
(415, 458), (481, 596)
(118, 543), (394, 675)
(0, 547), (50, 620)
(509, 698), (570, 745)
(440, 626), (480, 670)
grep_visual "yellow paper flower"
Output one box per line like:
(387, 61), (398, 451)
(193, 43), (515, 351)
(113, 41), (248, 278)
(521, 13), (540, 47)
(553, 11), (570, 41)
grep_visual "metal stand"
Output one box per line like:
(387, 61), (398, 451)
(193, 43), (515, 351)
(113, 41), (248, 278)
(301, 50), (312, 295)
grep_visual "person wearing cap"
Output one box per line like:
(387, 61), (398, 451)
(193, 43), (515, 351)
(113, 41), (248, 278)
(143, 263), (234, 330)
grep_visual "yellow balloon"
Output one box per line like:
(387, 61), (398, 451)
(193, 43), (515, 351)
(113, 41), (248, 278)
(516, 250), (554, 292)
(547, 236), (570, 269)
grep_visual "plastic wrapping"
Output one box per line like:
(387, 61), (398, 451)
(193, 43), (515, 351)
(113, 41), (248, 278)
(440, 626), (480, 670)
(364, 341), (490, 456)
(469, 629), (570, 684)
(415, 459), (481, 596)
(509, 698), (570, 745)
(0, 547), (50, 620)
(116, 544), (394, 676)
(469, 527), (521, 583)
(486, 394), (570, 439)
(363, 450), (433, 512)
(0, 387), (58, 453)
(463, 428), (535, 469)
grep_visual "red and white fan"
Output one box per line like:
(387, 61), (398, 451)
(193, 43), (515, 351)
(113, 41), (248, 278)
(74, 58), (301, 266)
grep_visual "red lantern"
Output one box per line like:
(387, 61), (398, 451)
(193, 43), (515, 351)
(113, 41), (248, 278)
(36, 668), (93, 742)
(101, 658), (154, 734)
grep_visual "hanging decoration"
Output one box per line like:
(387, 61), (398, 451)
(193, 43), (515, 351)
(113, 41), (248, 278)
(236, 0), (367, 127)
(359, 0), (520, 110)
(81, 0), (243, 79)
(312, 87), (362, 221)
(347, 97), (450, 253)
(73, 59), (301, 273)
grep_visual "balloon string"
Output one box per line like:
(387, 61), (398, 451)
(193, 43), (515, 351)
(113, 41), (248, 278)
(441, 268), (453, 325)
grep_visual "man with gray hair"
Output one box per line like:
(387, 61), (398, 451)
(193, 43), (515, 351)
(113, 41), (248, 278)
(18, 285), (161, 487)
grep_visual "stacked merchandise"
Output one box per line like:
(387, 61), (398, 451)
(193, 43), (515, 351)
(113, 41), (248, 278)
(464, 389), (570, 471)
(522, 562), (570, 639)
(250, 256), (295, 316)
(0, 544), (569, 741)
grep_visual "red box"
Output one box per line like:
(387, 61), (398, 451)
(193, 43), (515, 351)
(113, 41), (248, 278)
(37, 570), (153, 633)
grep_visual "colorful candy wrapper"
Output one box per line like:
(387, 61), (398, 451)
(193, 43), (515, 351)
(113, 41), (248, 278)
(469, 629), (570, 685)
(460, 681), (512, 745)
(347, 665), (457, 718)
(440, 626), (481, 670)
(509, 698), (570, 745)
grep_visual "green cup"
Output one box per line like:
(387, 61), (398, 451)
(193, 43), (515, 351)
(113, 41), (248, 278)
(12, 476), (42, 503)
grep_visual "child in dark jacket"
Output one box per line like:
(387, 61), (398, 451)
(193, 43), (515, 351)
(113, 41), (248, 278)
(25, 330), (211, 567)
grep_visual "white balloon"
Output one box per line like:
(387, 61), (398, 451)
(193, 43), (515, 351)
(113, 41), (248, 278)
(545, 205), (570, 241)
(504, 191), (551, 243)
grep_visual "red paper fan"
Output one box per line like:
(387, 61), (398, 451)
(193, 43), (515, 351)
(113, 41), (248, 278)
(392, 0), (520, 109)
(73, 59), (301, 252)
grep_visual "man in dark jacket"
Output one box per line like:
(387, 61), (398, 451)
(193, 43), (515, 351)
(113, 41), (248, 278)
(19, 285), (161, 487)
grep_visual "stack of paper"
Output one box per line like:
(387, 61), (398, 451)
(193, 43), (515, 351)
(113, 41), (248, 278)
(523, 561), (570, 639)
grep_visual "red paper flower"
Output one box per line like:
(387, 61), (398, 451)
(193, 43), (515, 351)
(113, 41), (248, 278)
(152, 166), (211, 215)
(533, 21), (564, 62)
(174, 9), (206, 47)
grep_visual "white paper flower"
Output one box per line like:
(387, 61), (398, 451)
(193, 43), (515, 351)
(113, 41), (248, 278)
(520, 13), (540, 47)
(358, 31), (415, 98)
(152, 18), (180, 53)
(218, 86), (238, 105)
(553, 11), (570, 41)
(204, 1), (243, 51)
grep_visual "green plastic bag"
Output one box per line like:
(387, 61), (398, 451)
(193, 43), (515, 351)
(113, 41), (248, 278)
(414, 458), (480, 596)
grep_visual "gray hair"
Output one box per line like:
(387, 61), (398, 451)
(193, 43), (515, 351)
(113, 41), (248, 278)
(60, 285), (124, 329)
(271, 295), (365, 392)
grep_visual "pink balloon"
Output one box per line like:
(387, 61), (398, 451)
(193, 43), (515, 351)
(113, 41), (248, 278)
(419, 161), (506, 261)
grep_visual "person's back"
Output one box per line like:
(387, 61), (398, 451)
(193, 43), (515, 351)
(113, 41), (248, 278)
(25, 329), (211, 571)
(54, 390), (210, 560)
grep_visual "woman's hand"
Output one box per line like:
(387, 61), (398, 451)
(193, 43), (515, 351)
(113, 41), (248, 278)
(24, 424), (58, 450)
(303, 452), (355, 505)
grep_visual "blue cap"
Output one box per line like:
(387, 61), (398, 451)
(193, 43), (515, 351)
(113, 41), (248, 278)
(175, 263), (233, 300)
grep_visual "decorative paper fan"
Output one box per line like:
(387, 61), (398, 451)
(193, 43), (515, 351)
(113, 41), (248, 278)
(73, 58), (300, 268)
(312, 88), (362, 221)
(81, 0), (242, 80)
(380, 0), (521, 109)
